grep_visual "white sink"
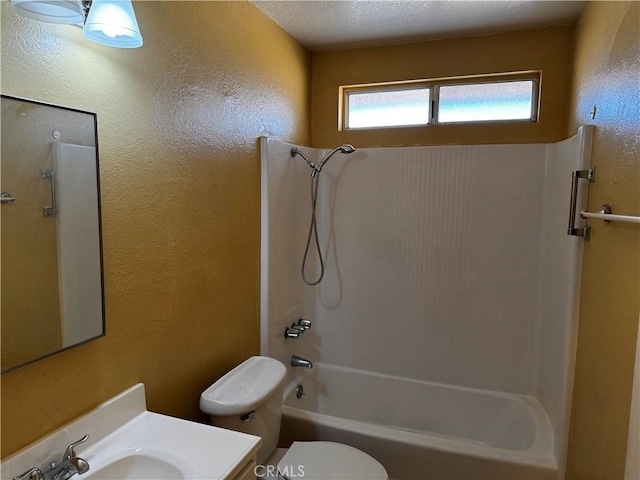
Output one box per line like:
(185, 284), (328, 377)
(1, 384), (261, 480)
(84, 450), (189, 480)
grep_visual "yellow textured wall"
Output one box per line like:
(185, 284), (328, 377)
(311, 26), (574, 148)
(566, 1), (640, 478)
(0, 0), (310, 458)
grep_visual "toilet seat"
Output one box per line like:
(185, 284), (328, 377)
(277, 441), (388, 480)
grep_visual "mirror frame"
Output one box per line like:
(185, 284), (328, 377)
(1, 94), (106, 374)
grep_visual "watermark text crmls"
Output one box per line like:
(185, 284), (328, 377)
(254, 464), (305, 478)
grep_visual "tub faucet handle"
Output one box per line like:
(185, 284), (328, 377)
(297, 319), (312, 330)
(284, 326), (300, 339)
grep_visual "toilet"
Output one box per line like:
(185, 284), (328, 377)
(199, 356), (388, 480)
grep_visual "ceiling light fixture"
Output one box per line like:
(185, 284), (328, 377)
(9, 0), (143, 49)
(9, 0), (85, 25)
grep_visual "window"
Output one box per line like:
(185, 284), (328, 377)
(340, 72), (540, 130)
(347, 87), (431, 129)
(438, 80), (536, 123)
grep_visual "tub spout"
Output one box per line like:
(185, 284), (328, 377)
(291, 355), (313, 369)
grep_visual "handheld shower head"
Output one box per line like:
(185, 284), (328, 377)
(292, 144), (356, 174)
(318, 144), (356, 171)
(296, 143), (357, 286)
(339, 144), (356, 154)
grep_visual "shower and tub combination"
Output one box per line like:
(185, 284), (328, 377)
(260, 127), (592, 479)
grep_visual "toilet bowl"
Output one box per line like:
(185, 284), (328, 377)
(199, 356), (388, 480)
(277, 441), (387, 480)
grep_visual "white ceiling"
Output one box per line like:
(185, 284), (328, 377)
(252, 1), (585, 52)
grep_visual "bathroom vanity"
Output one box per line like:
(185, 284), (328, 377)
(0, 384), (260, 480)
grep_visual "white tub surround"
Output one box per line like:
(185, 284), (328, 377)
(261, 128), (592, 479)
(1, 384), (261, 480)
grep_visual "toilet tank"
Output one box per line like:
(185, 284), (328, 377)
(199, 356), (287, 464)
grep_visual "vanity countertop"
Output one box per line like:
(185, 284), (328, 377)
(1, 383), (261, 480)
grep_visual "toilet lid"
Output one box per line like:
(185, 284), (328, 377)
(277, 441), (388, 480)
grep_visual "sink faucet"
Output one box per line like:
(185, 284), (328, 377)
(13, 435), (90, 480)
(51, 457), (90, 480)
(47, 435), (90, 480)
(291, 355), (313, 368)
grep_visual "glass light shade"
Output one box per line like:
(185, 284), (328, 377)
(9, 0), (85, 24)
(82, 0), (143, 48)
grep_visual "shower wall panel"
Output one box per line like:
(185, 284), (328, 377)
(262, 134), (588, 394)
(534, 128), (590, 470)
(260, 138), (319, 370)
(313, 144), (547, 394)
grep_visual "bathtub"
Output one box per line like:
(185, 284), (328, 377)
(279, 364), (557, 480)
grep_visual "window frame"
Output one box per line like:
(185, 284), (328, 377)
(339, 71), (541, 131)
(343, 82), (433, 130)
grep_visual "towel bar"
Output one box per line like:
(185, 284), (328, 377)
(581, 204), (640, 224)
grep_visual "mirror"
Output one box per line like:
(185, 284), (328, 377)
(1, 94), (105, 374)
